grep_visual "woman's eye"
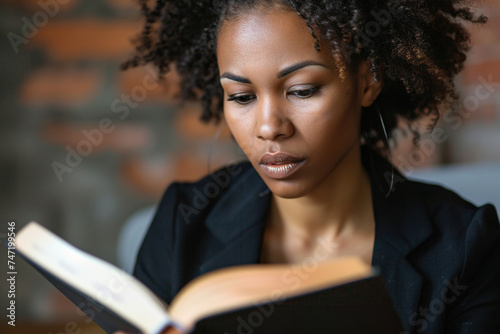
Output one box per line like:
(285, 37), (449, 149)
(289, 86), (320, 98)
(227, 94), (256, 105)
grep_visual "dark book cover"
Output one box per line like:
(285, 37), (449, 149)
(193, 275), (404, 334)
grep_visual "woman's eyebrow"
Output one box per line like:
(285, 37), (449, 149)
(278, 61), (328, 78)
(220, 60), (328, 84)
(220, 73), (252, 84)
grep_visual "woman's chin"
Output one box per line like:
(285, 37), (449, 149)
(265, 181), (311, 199)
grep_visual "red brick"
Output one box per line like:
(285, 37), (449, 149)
(31, 19), (140, 61)
(20, 67), (101, 106)
(43, 122), (152, 153)
(459, 61), (500, 85)
(117, 64), (182, 103)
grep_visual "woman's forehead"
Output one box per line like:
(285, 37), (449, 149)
(216, 8), (331, 72)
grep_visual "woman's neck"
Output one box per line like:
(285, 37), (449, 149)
(268, 145), (375, 242)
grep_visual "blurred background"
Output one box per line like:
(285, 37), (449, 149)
(0, 0), (499, 333)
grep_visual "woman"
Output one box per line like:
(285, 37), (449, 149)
(117, 1), (500, 333)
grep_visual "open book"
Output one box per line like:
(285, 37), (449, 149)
(15, 221), (404, 334)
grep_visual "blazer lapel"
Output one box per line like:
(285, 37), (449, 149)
(372, 238), (424, 332)
(197, 165), (271, 275)
(367, 148), (434, 332)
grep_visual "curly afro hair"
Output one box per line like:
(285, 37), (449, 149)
(122, 0), (486, 152)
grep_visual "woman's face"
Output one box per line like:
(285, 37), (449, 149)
(217, 7), (380, 198)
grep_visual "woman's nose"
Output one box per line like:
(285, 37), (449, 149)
(256, 98), (294, 141)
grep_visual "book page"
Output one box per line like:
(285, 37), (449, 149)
(16, 222), (170, 334)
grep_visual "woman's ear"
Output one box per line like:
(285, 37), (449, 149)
(358, 60), (383, 107)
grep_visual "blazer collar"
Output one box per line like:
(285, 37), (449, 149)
(363, 147), (433, 331)
(204, 162), (272, 245)
(198, 164), (272, 273)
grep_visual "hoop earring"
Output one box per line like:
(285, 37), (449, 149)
(378, 112), (395, 197)
(207, 121), (226, 174)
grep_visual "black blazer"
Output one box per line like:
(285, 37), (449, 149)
(134, 148), (500, 333)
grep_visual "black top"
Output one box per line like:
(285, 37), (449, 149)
(134, 147), (500, 333)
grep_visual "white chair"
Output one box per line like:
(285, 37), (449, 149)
(116, 206), (156, 273)
(409, 161), (500, 217)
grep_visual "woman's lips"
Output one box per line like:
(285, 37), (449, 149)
(259, 153), (305, 179)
